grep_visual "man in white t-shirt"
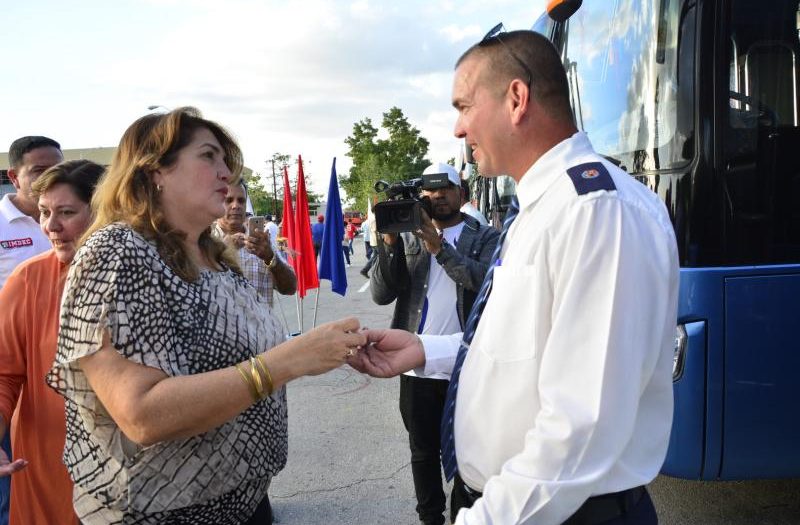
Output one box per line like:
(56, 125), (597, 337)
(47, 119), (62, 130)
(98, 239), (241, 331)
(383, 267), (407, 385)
(459, 179), (488, 226)
(265, 215), (279, 252)
(369, 163), (499, 525)
(0, 135), (63, 525)
(0, 136), (63, 289)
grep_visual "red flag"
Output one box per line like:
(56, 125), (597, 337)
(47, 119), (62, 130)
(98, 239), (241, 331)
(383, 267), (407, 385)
(293, 155), (319, 297)
(280, 165), (298, 271)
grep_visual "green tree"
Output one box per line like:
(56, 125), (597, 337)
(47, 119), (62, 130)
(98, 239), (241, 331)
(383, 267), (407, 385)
(243, 170), (273, 216)
(261, 152), (322, 220)
(341, 107), (430, 211)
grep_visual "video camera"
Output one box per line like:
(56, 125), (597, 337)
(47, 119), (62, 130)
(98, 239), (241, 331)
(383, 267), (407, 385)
(373, 173), (452, 233)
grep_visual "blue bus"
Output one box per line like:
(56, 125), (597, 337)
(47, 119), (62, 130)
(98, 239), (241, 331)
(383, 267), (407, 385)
(474, 0), (800, 480)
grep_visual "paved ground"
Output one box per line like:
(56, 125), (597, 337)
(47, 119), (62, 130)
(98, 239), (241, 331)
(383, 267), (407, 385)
(268, 246), (800, 525)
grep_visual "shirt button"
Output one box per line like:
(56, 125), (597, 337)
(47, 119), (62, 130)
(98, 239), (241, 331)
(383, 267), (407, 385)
(423, 284), (427, 288)
(417, 309), (422, 313)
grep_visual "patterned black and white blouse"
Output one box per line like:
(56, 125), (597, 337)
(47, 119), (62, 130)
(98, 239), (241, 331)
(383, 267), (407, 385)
(47, 223), (288, 524)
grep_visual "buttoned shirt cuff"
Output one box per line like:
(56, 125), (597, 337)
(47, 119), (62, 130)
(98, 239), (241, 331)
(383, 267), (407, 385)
(416, 333), (462, 377)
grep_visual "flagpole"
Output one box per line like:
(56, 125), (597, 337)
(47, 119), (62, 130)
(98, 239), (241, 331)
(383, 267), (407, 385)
(312, 288), (321, 328)
(274, 292), (290, 336)
(295, 294), (303, 334)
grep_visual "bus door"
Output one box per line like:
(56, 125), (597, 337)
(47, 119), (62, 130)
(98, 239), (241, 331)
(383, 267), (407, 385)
(718, 0), (800, 478)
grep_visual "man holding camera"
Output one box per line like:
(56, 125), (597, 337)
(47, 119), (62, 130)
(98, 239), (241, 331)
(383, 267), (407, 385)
(370, 163), (499, 525)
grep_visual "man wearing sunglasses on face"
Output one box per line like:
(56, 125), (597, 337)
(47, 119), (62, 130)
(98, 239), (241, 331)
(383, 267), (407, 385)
(350, 29), (678, 525)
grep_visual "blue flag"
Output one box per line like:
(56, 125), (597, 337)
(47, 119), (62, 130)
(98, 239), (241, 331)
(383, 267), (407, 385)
(318, 157), (348, 296)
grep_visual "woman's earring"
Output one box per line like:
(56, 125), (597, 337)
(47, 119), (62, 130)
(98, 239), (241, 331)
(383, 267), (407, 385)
(156, 184), (163, 192)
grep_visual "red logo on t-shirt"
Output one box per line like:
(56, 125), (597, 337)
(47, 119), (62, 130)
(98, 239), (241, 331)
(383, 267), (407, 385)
(0, 238), (33, 250)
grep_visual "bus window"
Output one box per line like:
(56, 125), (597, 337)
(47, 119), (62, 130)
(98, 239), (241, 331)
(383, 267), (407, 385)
(723, 0), (800, 264)
(560, 0), (692, 174)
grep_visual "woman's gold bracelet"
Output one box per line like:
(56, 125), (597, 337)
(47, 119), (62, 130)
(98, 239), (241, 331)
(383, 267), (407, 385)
(234, 362), (260, 402)
(235, 355), (276, 403)
(254, 355), (274, 397)
(249, 357), (265, 398)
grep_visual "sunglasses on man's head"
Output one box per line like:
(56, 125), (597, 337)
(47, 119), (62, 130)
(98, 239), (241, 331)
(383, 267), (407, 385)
(479, 22), (533, 90)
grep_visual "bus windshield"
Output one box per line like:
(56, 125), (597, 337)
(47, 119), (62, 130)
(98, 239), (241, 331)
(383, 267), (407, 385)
(562, 0), (691, 174)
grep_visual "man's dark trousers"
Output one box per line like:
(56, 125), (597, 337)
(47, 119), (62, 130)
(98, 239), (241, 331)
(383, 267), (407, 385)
(451, 474), (658, 524)
(399, 375), (449, 525)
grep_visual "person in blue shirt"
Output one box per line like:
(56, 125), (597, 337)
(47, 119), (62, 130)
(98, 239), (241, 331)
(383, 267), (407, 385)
(311, 214), (325, 258)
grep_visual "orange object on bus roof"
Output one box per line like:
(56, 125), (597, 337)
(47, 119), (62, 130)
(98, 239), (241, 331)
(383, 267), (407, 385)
(547, 0), (582, 22)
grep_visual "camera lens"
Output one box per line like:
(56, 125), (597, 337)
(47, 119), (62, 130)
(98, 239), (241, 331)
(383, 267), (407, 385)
(392, 208), (412, 223)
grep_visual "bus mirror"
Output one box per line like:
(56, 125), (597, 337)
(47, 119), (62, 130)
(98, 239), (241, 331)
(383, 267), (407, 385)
(547, 0), (582, 22)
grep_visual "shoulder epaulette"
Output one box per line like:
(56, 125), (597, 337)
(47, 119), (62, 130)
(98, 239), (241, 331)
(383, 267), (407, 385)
(566, 162), (616, 195)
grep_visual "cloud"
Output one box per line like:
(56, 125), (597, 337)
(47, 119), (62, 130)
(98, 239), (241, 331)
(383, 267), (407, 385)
(1, 0), (548, 195)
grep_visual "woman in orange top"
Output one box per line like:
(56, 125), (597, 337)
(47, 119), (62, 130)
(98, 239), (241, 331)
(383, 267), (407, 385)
(0, 160), (104, 525)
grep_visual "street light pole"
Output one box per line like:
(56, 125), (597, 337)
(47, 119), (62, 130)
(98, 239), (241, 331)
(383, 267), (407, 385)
(270, 159), (279, 218)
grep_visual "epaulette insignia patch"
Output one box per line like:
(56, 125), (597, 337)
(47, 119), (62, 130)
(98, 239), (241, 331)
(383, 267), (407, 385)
(566, 162), (616, 195)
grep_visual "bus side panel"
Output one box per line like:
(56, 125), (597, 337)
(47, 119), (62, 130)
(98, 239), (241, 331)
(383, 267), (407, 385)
(662, 269), (725, 479)
(721, 271), (800, 478)
(661, 320), (707, 478)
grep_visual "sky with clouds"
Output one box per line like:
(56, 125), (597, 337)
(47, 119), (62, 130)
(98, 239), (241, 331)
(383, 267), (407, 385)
(2, 0), (548, 200)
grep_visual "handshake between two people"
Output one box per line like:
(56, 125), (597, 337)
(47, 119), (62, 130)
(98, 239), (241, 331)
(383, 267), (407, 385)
(304, 319), (426, 379)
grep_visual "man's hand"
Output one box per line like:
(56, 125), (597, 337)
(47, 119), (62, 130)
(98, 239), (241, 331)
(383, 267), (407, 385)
(413, 210), (443, 255)
(0, 447), (27, 477)
(347, 328), (426, 378)
(223, 232), (246, 249)
(382, 232), (398, 246)
(245, 230), (275, 263)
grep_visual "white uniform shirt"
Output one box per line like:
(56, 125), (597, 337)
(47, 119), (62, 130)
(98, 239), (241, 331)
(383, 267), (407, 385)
(420, 132), (679, 525)
(0, 193), (50, 289)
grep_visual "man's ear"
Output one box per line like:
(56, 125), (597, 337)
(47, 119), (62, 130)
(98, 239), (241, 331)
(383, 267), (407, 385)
(6, 168), (21, 190)
(507, 79), (530, 126)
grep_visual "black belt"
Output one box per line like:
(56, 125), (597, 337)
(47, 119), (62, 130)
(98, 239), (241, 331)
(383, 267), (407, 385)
(563, 486), (646, 525)
(456, 478), (645, 525)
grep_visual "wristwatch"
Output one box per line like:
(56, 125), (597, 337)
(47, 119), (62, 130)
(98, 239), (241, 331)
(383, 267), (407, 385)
(434, 238), (449, 263)
(266, 254), (280, 270)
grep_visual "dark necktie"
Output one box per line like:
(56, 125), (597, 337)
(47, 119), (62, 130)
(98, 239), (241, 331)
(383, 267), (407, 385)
(440, 196), (520, 481)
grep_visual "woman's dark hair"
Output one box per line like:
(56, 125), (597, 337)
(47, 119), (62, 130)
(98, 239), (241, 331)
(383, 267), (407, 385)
(31, 159), (105, 203)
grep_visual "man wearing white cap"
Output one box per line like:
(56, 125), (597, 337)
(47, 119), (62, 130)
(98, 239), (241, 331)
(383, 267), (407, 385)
(370, 162), (499, 525)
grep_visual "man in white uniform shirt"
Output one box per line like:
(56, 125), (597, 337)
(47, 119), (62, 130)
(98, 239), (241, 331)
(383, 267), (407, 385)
(350, 30), (679, 525)
(370, 163), (498, 525)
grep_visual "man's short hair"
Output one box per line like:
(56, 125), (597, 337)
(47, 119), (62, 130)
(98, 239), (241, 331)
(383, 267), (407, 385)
(456, 30), (572, 121)
(8, 136), (62, 168)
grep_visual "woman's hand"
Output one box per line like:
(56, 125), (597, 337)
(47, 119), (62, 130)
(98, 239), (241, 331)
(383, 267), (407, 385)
(284, 318), (367, 376)
(0, 446), (27, 477)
